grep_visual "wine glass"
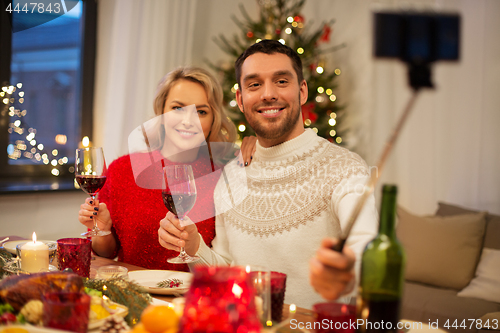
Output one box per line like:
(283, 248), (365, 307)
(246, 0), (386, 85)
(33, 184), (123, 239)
(75, 147), (111, 237)
(162, 164), (199, 263)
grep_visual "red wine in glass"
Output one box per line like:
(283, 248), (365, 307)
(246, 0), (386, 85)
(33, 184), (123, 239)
(75, 147), (110, 237)
(76, 175), (107, 197)
(162, 192), (197, 219)
(163, 164), (199, 263)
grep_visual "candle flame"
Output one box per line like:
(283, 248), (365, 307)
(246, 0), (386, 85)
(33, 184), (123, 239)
(82, 136), (90, 148)
(290, 304), (296, 313)
(32, 232), (37, 243)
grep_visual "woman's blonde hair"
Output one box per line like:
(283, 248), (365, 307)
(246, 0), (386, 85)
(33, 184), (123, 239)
(152, 66), (236, 145)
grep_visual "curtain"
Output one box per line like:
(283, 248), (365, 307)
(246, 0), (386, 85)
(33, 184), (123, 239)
(93, 0), (197, 162)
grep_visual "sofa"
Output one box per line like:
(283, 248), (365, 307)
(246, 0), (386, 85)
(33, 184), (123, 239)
(396, 202), (500, 332)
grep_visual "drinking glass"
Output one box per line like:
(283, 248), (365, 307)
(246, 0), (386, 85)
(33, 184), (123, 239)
(313, 302), (356, 333)
(42, 292), (91, 333)
(75, 147), (110, 237)
(162, 164), (199, 263)
(180, 266), (261, 333)
(57, 238), (92, 278)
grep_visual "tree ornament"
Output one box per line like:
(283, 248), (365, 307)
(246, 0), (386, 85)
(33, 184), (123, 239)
(294, 15), (304, 23)
(247, 31), (254, 39)
(301, 102), (318, 123)
(320, 24), (332, 43)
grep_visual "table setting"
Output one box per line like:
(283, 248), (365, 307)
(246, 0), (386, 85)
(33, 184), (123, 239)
(1, 233), (439, 333)
(0, 234), (315, 333)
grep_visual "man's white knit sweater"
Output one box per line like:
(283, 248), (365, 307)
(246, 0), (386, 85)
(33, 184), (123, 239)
(194, 129), (378, 309)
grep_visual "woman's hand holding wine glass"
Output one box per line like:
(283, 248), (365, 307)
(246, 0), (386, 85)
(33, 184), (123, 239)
(75, 147), (111, 237)
(78, 197), (112, 233)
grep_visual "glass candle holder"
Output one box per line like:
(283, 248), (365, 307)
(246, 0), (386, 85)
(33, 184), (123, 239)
(246, 265), (271, 327)
(180, 266), (261, 333)
(42, 292), (91, 333)
(96, 265), (129, 280)
(270, 271), (287, 323)
(57, 238), (92, 278)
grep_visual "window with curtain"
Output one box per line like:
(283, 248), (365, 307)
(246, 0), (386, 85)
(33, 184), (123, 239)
(0, 0), (97, 192)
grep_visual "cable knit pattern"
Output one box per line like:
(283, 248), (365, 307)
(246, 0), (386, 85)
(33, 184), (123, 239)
(194, 129), (378, 309)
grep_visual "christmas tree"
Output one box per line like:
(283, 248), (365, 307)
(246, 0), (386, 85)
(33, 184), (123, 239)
(208, 0), (346, 144)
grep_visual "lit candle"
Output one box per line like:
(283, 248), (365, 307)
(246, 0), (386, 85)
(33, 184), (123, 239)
(21, 232), (49, 272)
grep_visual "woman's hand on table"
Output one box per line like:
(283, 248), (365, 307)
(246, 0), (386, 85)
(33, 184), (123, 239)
(78, 197), (112, 232)
(158, 212), (200, 256)
(309, 237), (356, 301)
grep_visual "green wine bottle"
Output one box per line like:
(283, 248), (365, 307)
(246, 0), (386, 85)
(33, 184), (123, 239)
(357, 185), (406, 333)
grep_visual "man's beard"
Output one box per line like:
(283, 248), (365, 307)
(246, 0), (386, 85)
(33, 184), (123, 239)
(242, 93), (302, 141)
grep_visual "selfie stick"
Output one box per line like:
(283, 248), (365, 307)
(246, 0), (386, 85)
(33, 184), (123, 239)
(331, 89), (420, 252)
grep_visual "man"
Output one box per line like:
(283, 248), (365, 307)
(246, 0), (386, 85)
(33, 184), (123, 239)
(159, 40), (378, 309)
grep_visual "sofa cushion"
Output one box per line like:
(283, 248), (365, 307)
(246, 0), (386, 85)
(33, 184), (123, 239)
(436, 202), (500, 250)
(397, 207), (486, 290)
(402, 282), (500, 331)
(458, 249), (500, 303)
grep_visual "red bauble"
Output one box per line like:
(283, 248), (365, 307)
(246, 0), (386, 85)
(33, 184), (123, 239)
(301, 102), (318, 123)
(246, 31), (254, 38)
(320, 24), (332, 43)
(294, 15), (304, 23)
(275, 28), (281, 35)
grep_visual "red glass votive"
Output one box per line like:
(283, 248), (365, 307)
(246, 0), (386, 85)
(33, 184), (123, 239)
(313, 302), (356, 333)
(42, 292), (91, 333)
(180, 266), (261, 333)
(57, 238), (91, 278)
(270, 271), (287, 322)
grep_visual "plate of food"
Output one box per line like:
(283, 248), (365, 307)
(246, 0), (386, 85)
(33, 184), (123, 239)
(128, 270), (192, 295)
(0, 298), (128, 333)
(88, 297), (128, 331)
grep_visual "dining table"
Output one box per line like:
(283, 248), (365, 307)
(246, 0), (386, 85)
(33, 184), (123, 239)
(0, 235), (317, 332)
(2, 236), (439, 333)
(0, 235), (446, 333)
(90, 253), (317, 329)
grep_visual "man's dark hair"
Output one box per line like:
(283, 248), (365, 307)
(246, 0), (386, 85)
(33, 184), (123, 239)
(235, 39), (304, 87)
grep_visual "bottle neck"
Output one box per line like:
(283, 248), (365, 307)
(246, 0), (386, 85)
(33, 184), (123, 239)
(378, 187), (397, 237)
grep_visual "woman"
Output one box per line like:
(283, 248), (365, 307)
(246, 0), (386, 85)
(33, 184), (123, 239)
(78, 67), (255, 271)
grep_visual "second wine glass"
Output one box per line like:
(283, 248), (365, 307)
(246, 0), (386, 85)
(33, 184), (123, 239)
(75, 147), (111, 237)
(162, 164), (199, 264)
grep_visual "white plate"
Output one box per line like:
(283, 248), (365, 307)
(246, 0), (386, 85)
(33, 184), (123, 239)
(88, 301), (128, 331)
(2, 239), (57, 255)
(129, 270), (192, 295)
(151, 297), (172, 306)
